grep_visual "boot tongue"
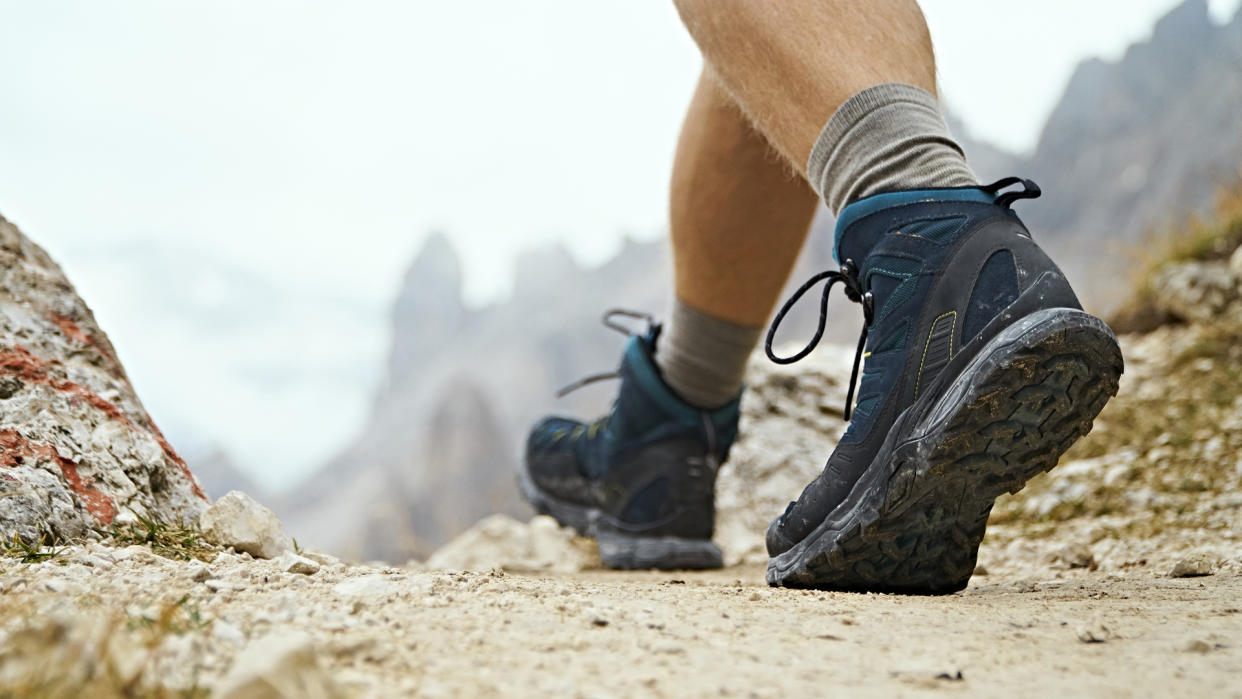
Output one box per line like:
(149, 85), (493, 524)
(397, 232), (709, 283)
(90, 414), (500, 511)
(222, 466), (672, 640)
(832, 187), (998, 265)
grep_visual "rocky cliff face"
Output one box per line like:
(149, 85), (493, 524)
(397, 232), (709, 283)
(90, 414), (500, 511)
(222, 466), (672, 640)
(0, 213), (207, 543)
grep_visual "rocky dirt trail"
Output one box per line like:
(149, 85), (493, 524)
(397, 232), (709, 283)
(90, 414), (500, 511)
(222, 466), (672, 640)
(0, 538), (1238, 697)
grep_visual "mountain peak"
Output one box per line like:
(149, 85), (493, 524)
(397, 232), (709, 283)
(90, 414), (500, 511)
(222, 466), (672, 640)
(404, 230), (462, 297)
(512, 243), (580, 300)
(1152, 0), (1212, 44)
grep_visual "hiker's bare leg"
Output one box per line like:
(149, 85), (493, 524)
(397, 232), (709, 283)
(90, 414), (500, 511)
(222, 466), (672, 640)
(670, 68), (819, 327)
(671, 0), (937, 167)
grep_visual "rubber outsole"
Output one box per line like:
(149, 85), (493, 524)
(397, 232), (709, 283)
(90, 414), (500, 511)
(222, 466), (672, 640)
(517, 469), (724, 570)
(766, 308), (1124, 594)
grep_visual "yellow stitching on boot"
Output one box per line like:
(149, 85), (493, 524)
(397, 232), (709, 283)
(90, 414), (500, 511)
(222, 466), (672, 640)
(915, 310), (957, 400)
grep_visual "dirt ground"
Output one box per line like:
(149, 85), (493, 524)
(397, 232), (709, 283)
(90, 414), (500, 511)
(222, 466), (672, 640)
(448, 565), (1241, 698)
(1, 540), (1239, 697)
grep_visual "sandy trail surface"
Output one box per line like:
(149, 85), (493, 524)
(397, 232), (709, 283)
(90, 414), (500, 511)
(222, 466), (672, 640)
(412, 565), (1242, 697)
(2, 544), (1239, 697)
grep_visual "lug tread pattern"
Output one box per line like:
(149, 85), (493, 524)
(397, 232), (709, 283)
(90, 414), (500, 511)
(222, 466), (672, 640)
(770, 320), (1123, 594)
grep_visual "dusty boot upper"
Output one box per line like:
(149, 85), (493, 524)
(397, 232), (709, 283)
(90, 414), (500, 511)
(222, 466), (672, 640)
(766, 179), (1082, 556)
(525, 324), (740, 541)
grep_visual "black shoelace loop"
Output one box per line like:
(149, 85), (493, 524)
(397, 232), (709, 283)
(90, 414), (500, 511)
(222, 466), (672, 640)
(765, 259), (874, 421)
(554, 309), (660, 398)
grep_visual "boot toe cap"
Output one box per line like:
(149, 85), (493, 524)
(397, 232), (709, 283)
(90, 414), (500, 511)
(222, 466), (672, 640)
(765, 511), (797, 557)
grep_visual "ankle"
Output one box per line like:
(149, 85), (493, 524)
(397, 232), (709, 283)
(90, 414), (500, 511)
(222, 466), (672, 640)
(655, 299), (758, 409)
(807, 83), (976, 216)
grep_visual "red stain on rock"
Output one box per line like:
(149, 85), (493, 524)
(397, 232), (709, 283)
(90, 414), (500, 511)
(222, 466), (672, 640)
(0, 344), (206, 501)
(49, 313), (89, 343)
(0, 345), (133, 426)
(47, 312), (127, 379)
(0, 429), (117, 524)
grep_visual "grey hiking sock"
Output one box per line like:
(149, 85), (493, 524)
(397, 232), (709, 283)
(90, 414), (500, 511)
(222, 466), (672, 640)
(656, 299), (761, 409)
(807, 83), (977, 215)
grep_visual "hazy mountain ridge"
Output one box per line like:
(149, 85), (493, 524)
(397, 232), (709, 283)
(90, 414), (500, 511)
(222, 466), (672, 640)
(282, 0), (1242, 560)
(1021, 0), (1242, 305)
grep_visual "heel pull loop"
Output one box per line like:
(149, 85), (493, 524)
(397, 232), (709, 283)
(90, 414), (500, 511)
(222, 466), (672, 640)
(982, 177), (1041, 209)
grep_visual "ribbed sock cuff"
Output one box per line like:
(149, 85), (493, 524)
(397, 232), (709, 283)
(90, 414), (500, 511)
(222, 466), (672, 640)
(654, 299), (760, 410)
(807, 83), (977, 215)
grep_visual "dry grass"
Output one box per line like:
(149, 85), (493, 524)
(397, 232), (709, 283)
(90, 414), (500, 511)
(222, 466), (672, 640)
(1110, 182), (1242, 333)
(992, 322), (1242, 537)
(110, 513), (218, 563)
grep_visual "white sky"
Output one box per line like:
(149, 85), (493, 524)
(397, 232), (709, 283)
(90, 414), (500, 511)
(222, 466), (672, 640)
(0, 0), (1237, 488)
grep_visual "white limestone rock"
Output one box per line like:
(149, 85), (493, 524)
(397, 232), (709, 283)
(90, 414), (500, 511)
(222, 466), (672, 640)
(1150, 260), (1238, 322)
(426, 514), (599, 573)
(199, 491), (292, 560)
(275, 551), (321, 576)
(0, 212), (207, 544)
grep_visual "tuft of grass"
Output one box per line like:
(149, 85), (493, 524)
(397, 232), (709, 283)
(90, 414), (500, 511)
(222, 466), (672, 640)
(111, 512), (218, 562)
(1110, 182), (1242, 333)
(2, 533), (64, 564)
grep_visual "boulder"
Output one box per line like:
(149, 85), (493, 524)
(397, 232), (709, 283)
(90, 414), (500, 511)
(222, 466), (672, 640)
(1149, 260), (1238, 323)
(0, 212), (206, 544)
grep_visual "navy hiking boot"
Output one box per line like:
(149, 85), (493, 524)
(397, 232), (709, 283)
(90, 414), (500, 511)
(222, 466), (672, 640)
(763, 178), (1124, 594)
(521, 310), (740, 570)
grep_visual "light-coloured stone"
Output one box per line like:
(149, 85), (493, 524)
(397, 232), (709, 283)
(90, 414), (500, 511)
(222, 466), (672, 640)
(1229, 245), (1242, 281)
(1052, 542), (1095, 569)
(332, 575), (398, 599)
(425, 514), (599, 573)
(212, 632), (341, 699)
(1150, 260), (1238, 323)
(1169, 552), (1215, 578)
(187, 561), (213, 582)
(199, 491), (292, 560)
(206, 579), (244, 593)
(301, 550), (342, 568)
(275, 552), (320, 576)
(1076, 618), (1116, 643)
(212, 620), (247, 648)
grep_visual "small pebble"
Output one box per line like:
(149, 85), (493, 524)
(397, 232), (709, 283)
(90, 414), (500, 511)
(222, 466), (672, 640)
(1169, 553), (1215, 578)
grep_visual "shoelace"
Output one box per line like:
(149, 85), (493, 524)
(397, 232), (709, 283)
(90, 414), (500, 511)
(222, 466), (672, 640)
(555, 309), (660, 398)
(762, 177), (1040, 421)
(765, 259), (874, 421)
